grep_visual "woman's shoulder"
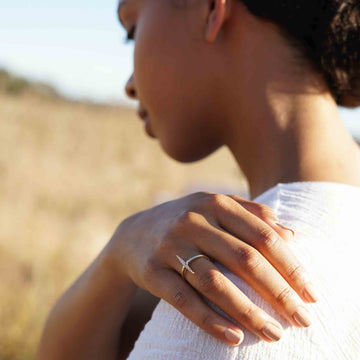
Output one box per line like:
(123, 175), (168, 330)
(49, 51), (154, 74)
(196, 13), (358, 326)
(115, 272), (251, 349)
(254, 181), (360, 238)
(254, 180), (360, 206)
(127, 181), (360, 360)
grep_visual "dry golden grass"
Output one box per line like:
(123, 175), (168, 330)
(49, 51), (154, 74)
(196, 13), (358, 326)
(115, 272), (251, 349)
(0, 92), (247, 359)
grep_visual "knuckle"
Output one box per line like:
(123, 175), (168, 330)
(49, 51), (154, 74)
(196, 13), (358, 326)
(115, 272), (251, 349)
(226, 194), (241, 201)
(275, 287), (294, 306)
(194, 191), (213, 197)
(225, 194), (243, 205)
(172, 289), (188, 310)
(286, 264), (304, 283)
(177, 210), (199, 227)
(257, 227), (281, 251)
(207, 193), (228, 209)
(197, 270), (224, 295)
(200, 313), (215, 329)
(190, 191), (214, 205)
(239, 305), (258, 323)
(167, 211), (199, 237)
(257, 204), (277, 219)
(236, 247), (262, 272)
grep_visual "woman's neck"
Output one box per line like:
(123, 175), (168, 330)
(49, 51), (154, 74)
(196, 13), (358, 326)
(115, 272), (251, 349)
(216, 7), (360, 199)
(224, 90), (360, 200)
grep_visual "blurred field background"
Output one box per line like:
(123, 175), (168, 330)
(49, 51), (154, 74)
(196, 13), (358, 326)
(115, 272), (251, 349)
(0, 69), (247, 360)
(2, 2), (360, 359)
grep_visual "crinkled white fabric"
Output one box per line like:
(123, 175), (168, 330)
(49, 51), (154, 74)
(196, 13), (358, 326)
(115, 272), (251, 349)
(127, 181), (360, 360)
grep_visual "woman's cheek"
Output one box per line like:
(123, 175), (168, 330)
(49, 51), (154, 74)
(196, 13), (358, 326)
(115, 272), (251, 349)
(134, 36), (179, 127)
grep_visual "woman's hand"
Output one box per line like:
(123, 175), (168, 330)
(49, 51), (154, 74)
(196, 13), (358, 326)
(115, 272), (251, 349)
(105, 192), (318, 346)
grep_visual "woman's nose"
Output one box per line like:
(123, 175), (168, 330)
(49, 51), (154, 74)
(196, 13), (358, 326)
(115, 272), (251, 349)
(125, 74), (137, 99)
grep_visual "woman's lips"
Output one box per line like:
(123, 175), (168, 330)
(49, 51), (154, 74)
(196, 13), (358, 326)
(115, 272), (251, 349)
(137, 108), (155, 138)
(137, 108), (148, 121)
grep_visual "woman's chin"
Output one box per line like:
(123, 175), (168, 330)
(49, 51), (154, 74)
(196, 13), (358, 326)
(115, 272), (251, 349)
(162, 140), (223, 164)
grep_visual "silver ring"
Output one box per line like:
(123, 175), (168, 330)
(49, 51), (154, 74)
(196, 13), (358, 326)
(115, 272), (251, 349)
(176, 254), (210, 278)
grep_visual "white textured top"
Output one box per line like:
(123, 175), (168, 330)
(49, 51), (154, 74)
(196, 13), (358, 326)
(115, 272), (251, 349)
(128, 181), (360, 360)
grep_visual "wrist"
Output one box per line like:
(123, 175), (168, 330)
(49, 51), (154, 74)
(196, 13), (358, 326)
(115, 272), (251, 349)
(98, 239), (137, 292)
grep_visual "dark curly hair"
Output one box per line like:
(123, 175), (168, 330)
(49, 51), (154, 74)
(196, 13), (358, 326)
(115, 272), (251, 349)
(240, 0), (360, 108)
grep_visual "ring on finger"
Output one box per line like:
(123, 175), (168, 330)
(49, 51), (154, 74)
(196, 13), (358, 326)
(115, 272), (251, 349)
(176, 254), (210, 279)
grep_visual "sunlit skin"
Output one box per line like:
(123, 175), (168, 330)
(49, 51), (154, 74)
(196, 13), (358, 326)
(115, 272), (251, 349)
(119, 0), (360, 199)
(36, 1), (360, 358)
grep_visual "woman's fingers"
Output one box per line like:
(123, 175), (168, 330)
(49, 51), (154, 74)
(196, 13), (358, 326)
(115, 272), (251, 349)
(189, 221), (313, 328)
(169, 254), (283, 342)
(148, 268), (245, 346)
(227, 195), (295, 241)
(213, 195), (319, 304)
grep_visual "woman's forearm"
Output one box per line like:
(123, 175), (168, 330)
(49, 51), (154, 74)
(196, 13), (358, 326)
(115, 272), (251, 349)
(37, 247), (137, 360)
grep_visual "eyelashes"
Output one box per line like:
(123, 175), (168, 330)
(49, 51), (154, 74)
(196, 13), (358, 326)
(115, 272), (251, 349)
(123, 26), (136, 44)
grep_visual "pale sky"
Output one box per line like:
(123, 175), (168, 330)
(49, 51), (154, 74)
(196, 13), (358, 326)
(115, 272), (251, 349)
(0, 0), (134, 106)
(1, 0), (359, 138)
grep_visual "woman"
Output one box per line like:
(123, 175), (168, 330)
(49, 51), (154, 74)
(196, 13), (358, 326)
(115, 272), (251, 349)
(38, 0), (360, 359)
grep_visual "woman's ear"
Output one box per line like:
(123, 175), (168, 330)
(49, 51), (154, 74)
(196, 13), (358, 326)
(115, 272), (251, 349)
(205, 0), (230, 43)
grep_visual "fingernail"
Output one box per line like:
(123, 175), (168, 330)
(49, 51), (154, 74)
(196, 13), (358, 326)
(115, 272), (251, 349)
(303, 282), (319, 303)
(224, 328), (244, 345)
(293, 306), (312, 327)
(261, 322), (283, 341)
(275, 223), (295, 237)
